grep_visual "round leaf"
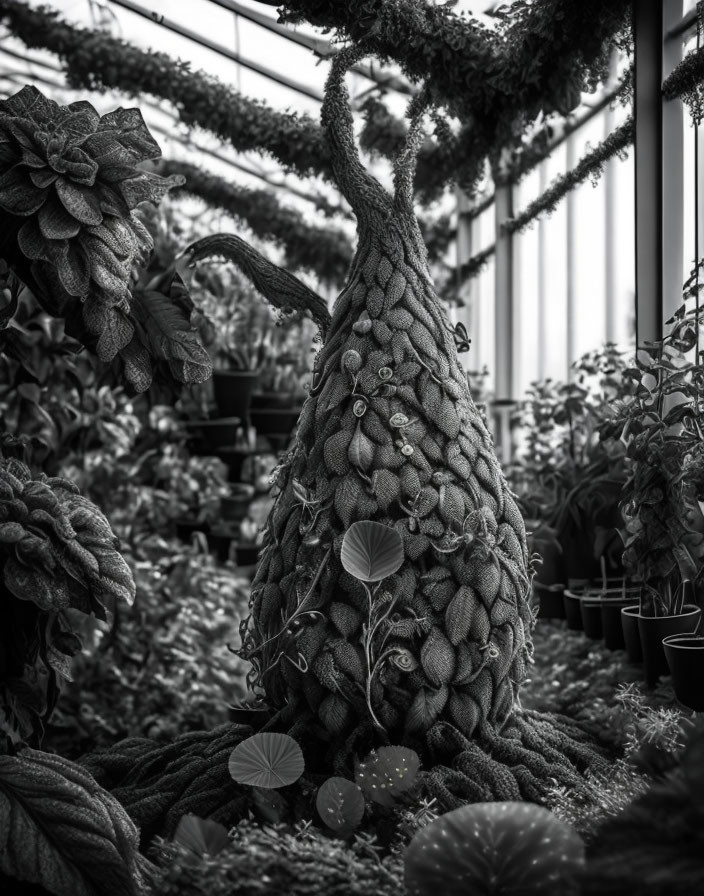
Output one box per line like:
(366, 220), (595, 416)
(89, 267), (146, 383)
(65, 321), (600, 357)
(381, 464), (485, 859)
(404, 801), (585, 896)
(341, 520), (404, 582)
(316, 777), (365, 833)
(228, 732), (304, 789)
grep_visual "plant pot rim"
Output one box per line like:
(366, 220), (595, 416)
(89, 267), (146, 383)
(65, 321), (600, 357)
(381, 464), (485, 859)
(184, 416), (242, 427)
(632, 604), (701, 620)
(662, 633), (704, 648)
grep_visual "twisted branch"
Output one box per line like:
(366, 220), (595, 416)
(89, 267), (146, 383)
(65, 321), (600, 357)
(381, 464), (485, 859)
(184, 234), (331, 338)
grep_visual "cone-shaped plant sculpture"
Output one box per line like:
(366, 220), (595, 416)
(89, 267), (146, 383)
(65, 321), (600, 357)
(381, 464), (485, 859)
(200, 46), (607, 804)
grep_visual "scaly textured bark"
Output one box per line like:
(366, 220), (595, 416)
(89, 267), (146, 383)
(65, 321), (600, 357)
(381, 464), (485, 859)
(237, 46), (608, 803)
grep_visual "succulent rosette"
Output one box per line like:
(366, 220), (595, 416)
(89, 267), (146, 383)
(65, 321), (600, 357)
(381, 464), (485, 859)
(0, 457), (135, 746)
(0, 85), (185, 378)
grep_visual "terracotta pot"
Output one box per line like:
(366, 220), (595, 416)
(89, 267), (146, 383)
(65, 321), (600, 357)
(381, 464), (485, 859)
(621, 605), (643, 663)
(663, 634), (704, 711)
(535, 581), (566, 619)
(212, 370), (259, 419)
(185, 417), (242, 454)
(562, 589), (584, 631)
(638, 605), (702, 688)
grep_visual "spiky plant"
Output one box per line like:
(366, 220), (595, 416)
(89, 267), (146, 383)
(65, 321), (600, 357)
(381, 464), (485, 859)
(185, 47), (606, 806)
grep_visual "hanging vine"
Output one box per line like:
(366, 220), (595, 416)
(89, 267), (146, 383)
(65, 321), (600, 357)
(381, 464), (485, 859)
(1, 0), (632, 203)
(501, 116), (634, 236)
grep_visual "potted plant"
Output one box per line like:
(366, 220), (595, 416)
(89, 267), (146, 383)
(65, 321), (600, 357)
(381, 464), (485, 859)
(510, 347), (630, 624)
(158, 447), (230, 540)
(191, 267), (276, 419)
(600, 262), (704, 686)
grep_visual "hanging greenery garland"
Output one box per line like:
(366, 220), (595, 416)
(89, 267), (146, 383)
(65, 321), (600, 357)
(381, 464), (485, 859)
(662, 2), (704, 125)
(277, 0), (631, 124)
(158, 159), (354, 285)
(0, 0), (331, 178)
(501, 116), (634, 236)
(0, 0), (631, 206)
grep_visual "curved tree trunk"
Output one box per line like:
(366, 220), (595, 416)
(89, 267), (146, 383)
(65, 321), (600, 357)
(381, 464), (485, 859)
(236, 47), (607, 803)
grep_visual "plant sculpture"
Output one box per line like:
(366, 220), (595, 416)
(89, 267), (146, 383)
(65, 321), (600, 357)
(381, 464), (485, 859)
(224, 46), (608, 804)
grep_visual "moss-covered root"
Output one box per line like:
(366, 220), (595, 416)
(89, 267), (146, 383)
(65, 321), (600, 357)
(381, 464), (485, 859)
(80, 724), (254, 846)
(418, 711), (612, 812)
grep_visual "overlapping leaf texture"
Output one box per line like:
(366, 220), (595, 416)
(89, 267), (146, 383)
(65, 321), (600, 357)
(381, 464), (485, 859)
(0, 85), (209, 392)
(119, 270), (212, 393)
(0, 748), (150, 896)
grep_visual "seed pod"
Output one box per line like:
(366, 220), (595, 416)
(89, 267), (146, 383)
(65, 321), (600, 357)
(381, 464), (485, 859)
(353, 318), (373, 335)
(390, 413), (409, 428)
(401, 444), (414, 457)
(378, 366), (393, 381)
(353, 399), (367, 417)
(341, 349), (363, 375)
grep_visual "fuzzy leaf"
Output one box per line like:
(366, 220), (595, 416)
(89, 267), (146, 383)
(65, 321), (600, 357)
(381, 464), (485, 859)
(420, 626), (456, 685)
(0, 749), (146, 896)
(348, 421), (375, 472)
(405, 686), (448, 734)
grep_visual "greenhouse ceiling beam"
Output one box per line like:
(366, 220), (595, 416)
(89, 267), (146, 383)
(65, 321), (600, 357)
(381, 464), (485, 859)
(107, 0), (324, 101)
(0, 54), (344, 215)
(206, 0), (415, 95)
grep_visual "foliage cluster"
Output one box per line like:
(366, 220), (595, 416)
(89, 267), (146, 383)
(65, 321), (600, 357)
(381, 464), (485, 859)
(0, 0), (632, 204)
(508, 344), (631, 577)
(46, 537), (251, 758)
(160, 159), (355, 287)
(0, 83), (211, 393)
(598, 263), (704, 608)
(0, 455), (135, 750)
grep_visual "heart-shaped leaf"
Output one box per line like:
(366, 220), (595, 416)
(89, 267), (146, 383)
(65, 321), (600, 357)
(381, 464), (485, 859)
(341, 520), (404, 583)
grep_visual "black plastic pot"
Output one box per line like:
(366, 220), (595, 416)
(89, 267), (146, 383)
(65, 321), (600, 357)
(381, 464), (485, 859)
(175, 518), (209, 542)
(535, 582), (566, 619)
(185, 417), (242, 454)
(220, 484), (255, 524)
(621, 605), (643, 663)
(638, 605), (702, 688)
(249, 407), (301, 437)
(235, 542), (261, 566)
(663, 634), (704, 711)
(601, 597), (636, 650)
(212, 370), (259, 419)
(580, 595), (604, 640)
(250, 391), (298, 410)
(562, 589), (584, 631)
(206, 526), (236, 563)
